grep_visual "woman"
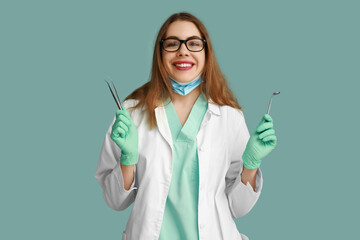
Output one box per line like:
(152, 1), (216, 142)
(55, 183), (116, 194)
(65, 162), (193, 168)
(95, 12), (277, 240)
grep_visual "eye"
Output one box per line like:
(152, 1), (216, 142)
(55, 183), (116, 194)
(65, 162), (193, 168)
(188, 40), (201, 47)
(164, 40), (179, 47)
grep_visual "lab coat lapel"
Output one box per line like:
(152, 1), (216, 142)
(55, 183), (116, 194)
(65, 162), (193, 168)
(155, 105), (173, 150)
(153, 98), (219, 149)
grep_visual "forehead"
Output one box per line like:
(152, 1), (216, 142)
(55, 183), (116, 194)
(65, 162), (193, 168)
(165, 21), (202, 38)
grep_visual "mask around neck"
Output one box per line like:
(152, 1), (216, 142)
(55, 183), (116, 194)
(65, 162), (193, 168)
(169, 73), (202, 96)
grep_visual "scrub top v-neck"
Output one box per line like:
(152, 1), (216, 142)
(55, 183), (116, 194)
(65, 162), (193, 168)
(159, 94), (208, 240)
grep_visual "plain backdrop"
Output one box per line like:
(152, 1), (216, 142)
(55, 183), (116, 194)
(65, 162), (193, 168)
(1, 0), (359, 239)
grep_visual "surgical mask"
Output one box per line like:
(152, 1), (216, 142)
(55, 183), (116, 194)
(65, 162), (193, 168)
(169, 73), (202, 96)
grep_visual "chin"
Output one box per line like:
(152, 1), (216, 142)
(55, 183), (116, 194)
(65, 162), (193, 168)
(172, 73), (200, 83)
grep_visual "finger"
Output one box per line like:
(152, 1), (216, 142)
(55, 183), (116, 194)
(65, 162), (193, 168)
(111, 126), (126, 139)
(112, 119), (122, 131)
(116, 108), (131, 119)
(116, 109), (123, 118)
(119, 120), (129, 134)
(113, 116), (130, 130)
(256, 122), (274, 133)
(258, 129), (275, 140)
(262, 135), (277, 144)
(116, 110), (132, 126)
(119, 114), (131, 127)
(116, 126), (126, 138)
(263, 114), (273, 122)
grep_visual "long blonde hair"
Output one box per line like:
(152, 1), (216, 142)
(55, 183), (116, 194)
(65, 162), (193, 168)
(125, 12), (242, 130)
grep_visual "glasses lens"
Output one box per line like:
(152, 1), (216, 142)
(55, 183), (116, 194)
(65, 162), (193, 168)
(187, 39), (204, 51)
(163, 39), (180, 51)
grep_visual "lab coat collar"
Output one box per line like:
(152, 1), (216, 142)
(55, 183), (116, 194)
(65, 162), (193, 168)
(207, 99), (221, 116)
(153, 96), (220, 151)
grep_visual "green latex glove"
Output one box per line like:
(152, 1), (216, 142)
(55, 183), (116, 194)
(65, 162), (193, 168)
(110, 108), (139, 165)
(242, 114), (277, 169)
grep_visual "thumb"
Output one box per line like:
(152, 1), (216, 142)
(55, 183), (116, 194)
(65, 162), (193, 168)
(263, 114), (273, 122)
(260, 114), (273, 124)
(121, 107), (132, 121)
(256, 114), (273, 130)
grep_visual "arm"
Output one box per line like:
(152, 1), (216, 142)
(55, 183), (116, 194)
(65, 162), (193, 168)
(225, 110), (263, 219)
(241, 166), (258, 191)
(121, 163), (135, 190)
(94, 117), (137, 211)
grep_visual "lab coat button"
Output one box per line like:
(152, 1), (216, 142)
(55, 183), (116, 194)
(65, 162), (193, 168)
(200, 224), (205, 229)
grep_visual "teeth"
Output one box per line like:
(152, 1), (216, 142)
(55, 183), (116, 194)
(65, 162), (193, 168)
(175, 63), (192, 67)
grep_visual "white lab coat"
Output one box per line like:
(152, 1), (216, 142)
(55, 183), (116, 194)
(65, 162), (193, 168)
(95, 98), (263, 240)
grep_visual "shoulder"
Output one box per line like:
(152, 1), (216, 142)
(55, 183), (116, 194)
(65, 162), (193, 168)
(207, 98), (245, 120)
(212, 105), (247, 136)
(122, 99), (144, 115)
(217, 104), (245, 122)
(122, 99), (140, 109)
(121, 99), (146, 124)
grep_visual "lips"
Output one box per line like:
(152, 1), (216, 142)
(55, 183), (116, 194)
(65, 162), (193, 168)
(173, 61), (195, 65)
(173, 61), (195, 70)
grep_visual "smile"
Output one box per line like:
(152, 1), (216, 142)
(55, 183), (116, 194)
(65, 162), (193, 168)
(174, 63), (194, 70)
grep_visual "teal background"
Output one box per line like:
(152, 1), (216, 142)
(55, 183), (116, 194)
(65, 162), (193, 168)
(1, 0), (358, 239)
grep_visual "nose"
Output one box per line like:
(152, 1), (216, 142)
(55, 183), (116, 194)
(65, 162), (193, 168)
(177, 42), (189, 56)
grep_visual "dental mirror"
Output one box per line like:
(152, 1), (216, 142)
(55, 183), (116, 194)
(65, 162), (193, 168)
(267, 92), (280, 114)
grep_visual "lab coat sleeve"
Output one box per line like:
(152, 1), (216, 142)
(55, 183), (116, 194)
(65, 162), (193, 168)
(225, 109), (263, 219)
(94, 116), (137, 211)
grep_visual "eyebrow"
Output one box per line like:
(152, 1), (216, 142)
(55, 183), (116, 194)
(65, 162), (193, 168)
(165, 35), (202, 40)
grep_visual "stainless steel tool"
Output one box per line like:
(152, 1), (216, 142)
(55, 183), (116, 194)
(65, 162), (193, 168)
(105, 78), (123, 110)
(267, 92), (280, 114)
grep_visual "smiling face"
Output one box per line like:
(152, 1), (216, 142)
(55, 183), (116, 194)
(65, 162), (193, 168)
(161, 21), (206, 84)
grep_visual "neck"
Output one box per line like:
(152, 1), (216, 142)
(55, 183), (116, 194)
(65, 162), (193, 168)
(172, 86), (201, 107)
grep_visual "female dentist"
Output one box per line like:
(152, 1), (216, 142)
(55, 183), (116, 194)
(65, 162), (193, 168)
(95, 12), (277, 240)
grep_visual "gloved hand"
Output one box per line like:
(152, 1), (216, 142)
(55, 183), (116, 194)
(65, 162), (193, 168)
(242, 114), (277, 169)
(110, 108), (139, 165)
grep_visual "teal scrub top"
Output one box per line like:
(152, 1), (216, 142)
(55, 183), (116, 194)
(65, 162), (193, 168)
(159, 94), (208, 240)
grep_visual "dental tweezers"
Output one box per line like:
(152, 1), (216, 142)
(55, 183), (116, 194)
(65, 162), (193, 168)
(105, 78), (123, 110)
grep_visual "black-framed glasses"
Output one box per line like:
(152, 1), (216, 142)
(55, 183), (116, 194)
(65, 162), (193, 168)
(161, 38), (206, 52)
